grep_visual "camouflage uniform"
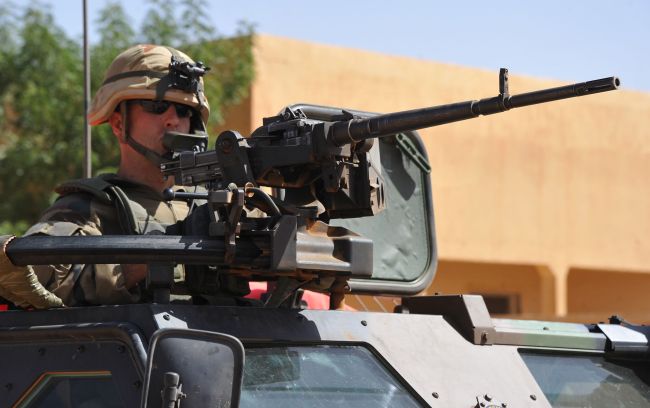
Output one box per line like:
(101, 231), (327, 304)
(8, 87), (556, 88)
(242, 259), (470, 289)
(25, 174), (192, 306)
(0, 44), (211, 308)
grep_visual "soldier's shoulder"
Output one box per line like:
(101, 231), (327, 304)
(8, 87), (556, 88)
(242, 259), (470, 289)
(35, 175), (122, 228)
(54, 174), (120, 204)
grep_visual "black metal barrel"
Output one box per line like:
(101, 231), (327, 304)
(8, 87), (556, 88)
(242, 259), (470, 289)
(329, 76), (620, 146)
(6, 235), (265, 266)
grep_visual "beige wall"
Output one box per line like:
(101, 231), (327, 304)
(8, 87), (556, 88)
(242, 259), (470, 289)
(218, 35), (650, 321)
(568, 268), (650, 323)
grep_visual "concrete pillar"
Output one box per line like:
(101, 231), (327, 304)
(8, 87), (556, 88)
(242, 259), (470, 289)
(535, 265), (557, 317)
(551, 263), (568, 317)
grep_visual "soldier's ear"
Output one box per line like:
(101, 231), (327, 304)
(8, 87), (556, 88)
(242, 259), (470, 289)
(108, 111), (126, 143)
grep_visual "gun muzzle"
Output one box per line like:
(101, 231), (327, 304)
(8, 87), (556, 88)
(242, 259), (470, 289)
(508, 76), (620, 108)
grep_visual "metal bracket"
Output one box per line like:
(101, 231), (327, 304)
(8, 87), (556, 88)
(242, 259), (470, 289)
(475, 394), (506, 408)
(153, 312), (188, 329)
(207, 186), (245, 264)
(399, 295), (495, 345)
(498, 68), (510, 110)
(597, 323), (648, 354)
(263, 278), (305, 308)
(396, 134), (431, 174)
(161, 372), (186, 408)
(146, 262), (175, 304)
(499, 68), (509, 97)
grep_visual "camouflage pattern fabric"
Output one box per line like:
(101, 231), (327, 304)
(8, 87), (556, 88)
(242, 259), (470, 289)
(1, 174), (190, 308)
(88, 44), (210, 126)
(0, 235), (64, 309)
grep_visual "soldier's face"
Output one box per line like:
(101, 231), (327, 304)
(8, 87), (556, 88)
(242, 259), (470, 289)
(128, 101), (192, 155)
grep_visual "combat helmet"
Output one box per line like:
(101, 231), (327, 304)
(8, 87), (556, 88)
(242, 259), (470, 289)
(88, 44), (211, 164)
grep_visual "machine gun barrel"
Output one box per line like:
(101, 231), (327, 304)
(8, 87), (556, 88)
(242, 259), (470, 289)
(329, 74), (620, 146)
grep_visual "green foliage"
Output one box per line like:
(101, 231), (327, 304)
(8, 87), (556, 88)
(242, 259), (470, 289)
(92, 1), (136, 84)
(0, 4), (84, 223)
(180, 0), (215, 43)
(0, 220), (30, 236)
(0, 2), (19, 66)
(0, 1), (255, 230)
(142, 0), (184, 46)
(183, 21), (255, 125)
(0, 3), (18, 138)
(140, 0), (256, 125)
(89, 1), (137, 174)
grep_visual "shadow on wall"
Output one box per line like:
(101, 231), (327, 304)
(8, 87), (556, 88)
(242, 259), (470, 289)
(427, 261), (555, 318)
(347, 261), (650, 325)
(568, 268), (650, 324)
(347, 260), (556, 318)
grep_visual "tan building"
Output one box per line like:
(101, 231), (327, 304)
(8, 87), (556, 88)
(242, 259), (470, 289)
(217, 34), (650, 323)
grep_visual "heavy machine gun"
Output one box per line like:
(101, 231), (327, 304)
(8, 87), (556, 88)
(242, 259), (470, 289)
(161, 69), (619, 220)
(7, 69), (619, 308)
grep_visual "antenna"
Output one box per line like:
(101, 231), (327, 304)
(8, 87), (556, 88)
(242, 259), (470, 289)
(82, 0), (92, 178)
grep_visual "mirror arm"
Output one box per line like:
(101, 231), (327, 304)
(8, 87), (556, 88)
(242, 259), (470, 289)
(161, 371), (186, 408)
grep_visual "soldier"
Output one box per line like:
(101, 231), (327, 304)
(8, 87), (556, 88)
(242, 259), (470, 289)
(0, 44), (227, 308)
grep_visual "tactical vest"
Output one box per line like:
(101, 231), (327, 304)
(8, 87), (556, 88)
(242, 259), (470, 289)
(55, 174), (178, 235)
(54, 174), (250, 301)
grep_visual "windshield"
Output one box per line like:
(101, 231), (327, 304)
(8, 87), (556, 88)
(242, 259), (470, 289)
(241, 345), (422, 407)
(521, 351), (650, 407)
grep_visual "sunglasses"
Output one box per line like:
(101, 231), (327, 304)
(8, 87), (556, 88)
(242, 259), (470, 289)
(133, 100), (194, 118)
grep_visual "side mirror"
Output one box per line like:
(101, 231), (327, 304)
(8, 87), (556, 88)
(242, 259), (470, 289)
(141, 328), (244, 408)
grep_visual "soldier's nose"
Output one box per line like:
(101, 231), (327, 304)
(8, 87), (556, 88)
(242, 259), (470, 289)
(163, 106), (181, 129)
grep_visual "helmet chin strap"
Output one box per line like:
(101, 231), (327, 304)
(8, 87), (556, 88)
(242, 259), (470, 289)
(120, 101), (169, 167)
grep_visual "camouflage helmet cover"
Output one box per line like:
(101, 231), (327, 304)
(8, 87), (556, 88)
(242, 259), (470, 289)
(88, 44), (210, 126)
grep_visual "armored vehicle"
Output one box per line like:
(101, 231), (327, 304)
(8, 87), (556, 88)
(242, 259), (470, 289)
(2, 71), (646, 408)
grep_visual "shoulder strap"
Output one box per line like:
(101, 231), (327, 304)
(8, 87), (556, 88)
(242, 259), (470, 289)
(55, 175), (115, 204)
(55, 174), (140, 234)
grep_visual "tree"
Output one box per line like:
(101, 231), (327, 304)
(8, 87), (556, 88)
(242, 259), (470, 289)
(89, 1), (136, 175)
(0, 4), (84, 233)
(0, 1), (255, 235)
(139, 0), (255, 125)
(141, 0), (184, 46)
(0, 2), (19, 134)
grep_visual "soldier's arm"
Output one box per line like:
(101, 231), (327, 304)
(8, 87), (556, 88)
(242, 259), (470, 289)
(0, 193), (140, 308)
(0, 235), (64, 309)
(28, 194), (142, 306)
(0, 209), (98, 309)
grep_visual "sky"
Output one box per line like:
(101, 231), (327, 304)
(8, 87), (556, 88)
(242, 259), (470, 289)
(31, 0), (650, 92)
